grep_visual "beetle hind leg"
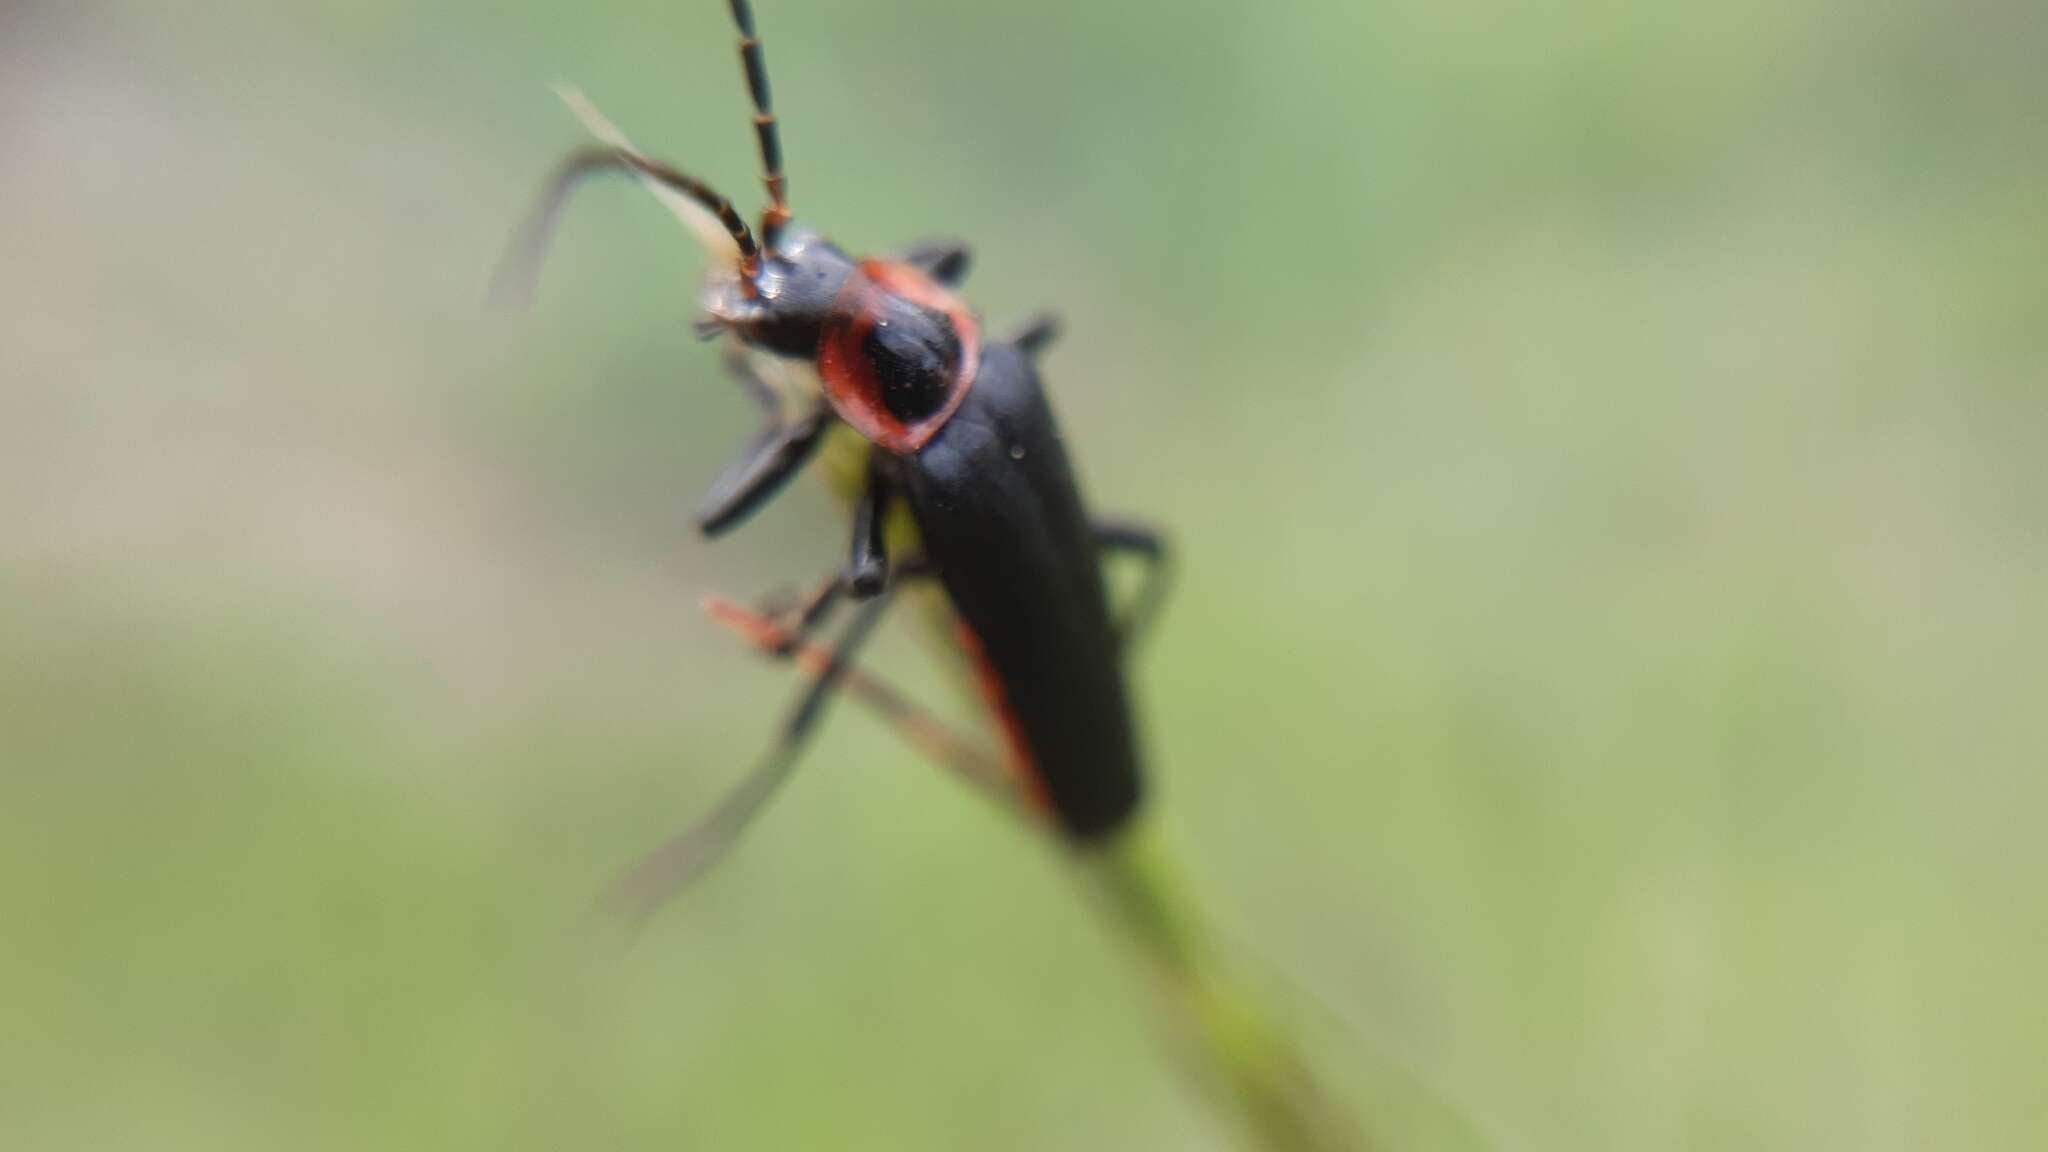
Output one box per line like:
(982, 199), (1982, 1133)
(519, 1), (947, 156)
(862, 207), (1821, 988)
(1095, 518), (1172, 654)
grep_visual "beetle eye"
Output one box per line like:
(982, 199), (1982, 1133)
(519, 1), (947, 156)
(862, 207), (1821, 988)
(861, 296), (962, 423)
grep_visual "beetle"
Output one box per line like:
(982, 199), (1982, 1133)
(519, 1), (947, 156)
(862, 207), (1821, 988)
(501, 0), (1169, 918)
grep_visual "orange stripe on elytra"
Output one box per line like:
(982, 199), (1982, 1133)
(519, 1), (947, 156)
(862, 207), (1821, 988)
(952, 621), (1053, 816)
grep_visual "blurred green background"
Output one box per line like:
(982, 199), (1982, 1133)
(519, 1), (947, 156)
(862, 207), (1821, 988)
(4, 0), (2045, 1148)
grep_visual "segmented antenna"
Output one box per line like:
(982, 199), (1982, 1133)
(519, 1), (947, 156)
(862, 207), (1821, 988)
(729, 0), (791, 244)
(492, 146), (759, 309)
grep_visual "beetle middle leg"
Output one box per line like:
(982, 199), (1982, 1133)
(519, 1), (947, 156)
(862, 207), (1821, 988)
(739, 461), (897, 658)
(609, 577), (905, 923)
(751, 573), (847, 656)
(703, 593), (1016, 805)
(845, 459), (894, 598)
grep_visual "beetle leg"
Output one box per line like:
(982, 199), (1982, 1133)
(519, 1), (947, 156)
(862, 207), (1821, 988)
(890, 239), (972, 287)
(1094, 518), (1172, 654)
(722, 341), (781, 414)
(703, 596), (1015, 803)
(752, 573), (846, 655)
(694, 343), (834, 536)
(608, 582), (900, 924)
(846, 463), (893, 598)
(693, 401), (829, 536)
(1007, 312), (1061, 358)
(739, 467), (894, 658)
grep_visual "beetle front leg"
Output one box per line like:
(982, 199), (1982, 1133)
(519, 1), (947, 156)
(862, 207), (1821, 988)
(693, 401), (831, 536)
(694, 344), (833, 536)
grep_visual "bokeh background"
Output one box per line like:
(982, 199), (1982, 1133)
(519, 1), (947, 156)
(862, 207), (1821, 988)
(5, 0), (2045, 1148)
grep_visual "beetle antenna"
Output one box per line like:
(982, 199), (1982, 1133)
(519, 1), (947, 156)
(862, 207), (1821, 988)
(492, 146), (760, 309)
(729, 0), (791, 245)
